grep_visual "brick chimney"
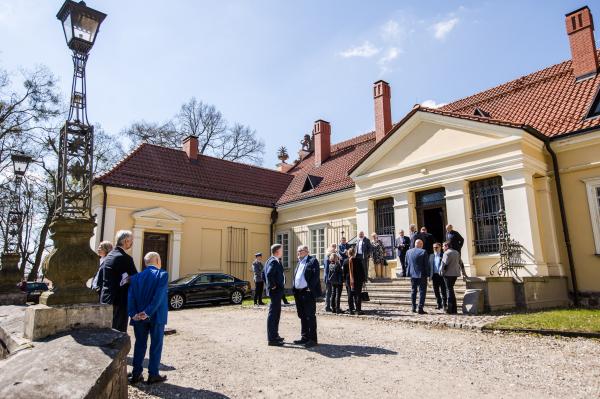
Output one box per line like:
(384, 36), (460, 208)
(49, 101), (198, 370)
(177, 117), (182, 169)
(182, 135), (198, 160)
(374, 80), (392, 143)
(313, 120), (331, 167)
(566, 6), (599, 79)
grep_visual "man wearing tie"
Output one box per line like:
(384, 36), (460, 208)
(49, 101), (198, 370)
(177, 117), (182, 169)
(355, 231), (372, 282)
(395, 229), (411, 277)
(265, 244), (285, 346)
(292, 245), (321, 348)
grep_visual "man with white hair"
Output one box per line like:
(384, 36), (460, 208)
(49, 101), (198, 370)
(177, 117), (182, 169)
(292, 244), (321, 347)
(127, 252), (168, 384)
(101, 230), (138, 332)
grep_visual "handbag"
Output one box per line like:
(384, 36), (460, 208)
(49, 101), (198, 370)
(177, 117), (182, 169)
(360, 286), (370, 302)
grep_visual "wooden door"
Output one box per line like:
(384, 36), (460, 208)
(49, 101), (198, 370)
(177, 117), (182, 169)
(142, 232), (169, 270)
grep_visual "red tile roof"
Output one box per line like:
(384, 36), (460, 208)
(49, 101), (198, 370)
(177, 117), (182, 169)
(439, 53), (600, 137)
(276, 132), (376, 205)
(95, 144), (293, 208)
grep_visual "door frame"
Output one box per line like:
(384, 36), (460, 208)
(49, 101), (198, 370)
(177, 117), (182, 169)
(415, 188), (447, 238)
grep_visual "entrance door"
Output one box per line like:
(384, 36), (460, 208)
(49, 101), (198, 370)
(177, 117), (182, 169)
(142, 232), (169, 270)
(416, 188), (447, 244)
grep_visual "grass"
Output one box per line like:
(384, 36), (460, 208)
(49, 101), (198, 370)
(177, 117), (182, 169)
(487, 309), (600, 333)
(242, 295), (295, 307)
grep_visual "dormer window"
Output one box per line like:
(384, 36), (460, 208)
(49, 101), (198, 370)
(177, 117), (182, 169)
(301, 175), (323, 192)
(474, 108), (491, 118)
(587, 88), (600, 118)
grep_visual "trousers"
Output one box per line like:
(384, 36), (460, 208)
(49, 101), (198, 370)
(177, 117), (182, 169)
(293, 289), (317, 342)
(132, 321), (165, 377)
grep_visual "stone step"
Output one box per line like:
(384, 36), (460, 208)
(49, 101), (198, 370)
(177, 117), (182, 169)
(338, 298), (462, 307)
(360, 286), (466, 293)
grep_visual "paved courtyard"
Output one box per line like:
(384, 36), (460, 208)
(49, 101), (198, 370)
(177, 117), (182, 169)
(128, 306), (600, 399)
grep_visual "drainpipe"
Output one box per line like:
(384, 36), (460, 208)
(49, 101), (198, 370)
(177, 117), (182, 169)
(544, 140), (579, 306)
(100, 184), (107, 242)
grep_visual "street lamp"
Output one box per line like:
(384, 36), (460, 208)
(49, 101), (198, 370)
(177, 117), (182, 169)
(39, 0), (106, 306)
(11, 152), (32, 179)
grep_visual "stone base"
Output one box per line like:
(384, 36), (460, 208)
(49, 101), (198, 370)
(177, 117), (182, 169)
(0, 291), (26, 305)
(23, 303), (112, 341)
(462, 289), (484, 315)
(39, 287), (99, 306)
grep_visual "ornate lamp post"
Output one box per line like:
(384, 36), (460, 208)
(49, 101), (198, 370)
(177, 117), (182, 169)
(39, 0), (106, 305)
(0, 152), (32, 304)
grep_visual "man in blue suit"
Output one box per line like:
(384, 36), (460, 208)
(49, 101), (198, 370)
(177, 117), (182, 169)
(265, 244), (285, 346)
(292, 245), (322, 348)
(128, 252), (169, 384)
(406, 239), (430, 314)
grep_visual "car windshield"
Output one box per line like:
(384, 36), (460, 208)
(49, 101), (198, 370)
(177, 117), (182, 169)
(170, 274), (197, 285)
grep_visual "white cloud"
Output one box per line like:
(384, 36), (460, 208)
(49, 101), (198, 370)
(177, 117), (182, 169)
(380, 20), (401, 41)
(432, 17), (459, 40)
(420, 99), (447, 109)
(378, 47), (400, 65)
(339, 41), (380, 58)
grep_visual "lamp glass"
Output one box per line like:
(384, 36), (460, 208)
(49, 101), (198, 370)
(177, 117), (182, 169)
(11, 154), (32, 177)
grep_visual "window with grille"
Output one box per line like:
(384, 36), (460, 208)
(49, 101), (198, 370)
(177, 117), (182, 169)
(276, 232), (290, 268)
(375, 198), (395, 235)
(470, 177), (505, 254)
(310, 227), (325, 263)
(584, 177), (600, 254)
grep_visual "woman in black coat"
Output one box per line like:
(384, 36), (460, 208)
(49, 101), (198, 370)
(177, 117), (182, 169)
(342, 247), (365, 315)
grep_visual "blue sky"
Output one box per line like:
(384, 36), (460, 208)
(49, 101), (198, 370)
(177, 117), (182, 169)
(0, 0), (595, 167)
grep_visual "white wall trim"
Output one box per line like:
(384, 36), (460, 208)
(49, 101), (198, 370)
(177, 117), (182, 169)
(583, 176), (600, 254)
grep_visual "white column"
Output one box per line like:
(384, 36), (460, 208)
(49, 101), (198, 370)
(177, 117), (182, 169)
(171, 231), (182, 281)
(91, 206), (103, 250)
(534, 176), (563, 276)
(102, 207), (116, 244)
(444, 181), (475, 276)
(356, 199), (374, 236)
(501, 170), (547, 276)
(392, 192), (411, 233)
(132, 227), (144, 272)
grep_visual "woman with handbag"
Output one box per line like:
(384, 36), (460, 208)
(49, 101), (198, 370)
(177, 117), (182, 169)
(371, 233), (386, 280)
(327, 253), (344, 313)
(342, 247), (365, 315)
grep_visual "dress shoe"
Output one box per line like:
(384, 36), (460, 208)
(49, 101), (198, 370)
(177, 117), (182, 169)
(293, 338), (308, 345)
(274, 336), (284, 342)
(128, 374), (144, 384)
(418, 309), (427, 314)
(349, 310), (355, 315)
(357, 310), (364, 315)
(325, 307), (332, 312)
(303, 340), (317, 348)
(412, 308), (417, 313)
(268, 340), (284, 346)
(436, 305), (443, 310)
(258, 302), (266, 305)
(146, 374), (167, 384)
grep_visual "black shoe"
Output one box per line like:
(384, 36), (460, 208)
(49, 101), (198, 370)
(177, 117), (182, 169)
(274, 336), (284, 342)
(258, 302), (266, 305)
(303, 340), (317, 348)
(325, 307), (332, 312)
(357, 310), (364, 315)
(412, 308), (417, 313)
(418, 309), (427, 314)
(146, 374), (167, 384)
(293, 338), (308, 345)
(268, 340), (284, 346)
(282, 299), (290, 305)
(128, 373), (144, 384)
(349, 310), (355, 315)
(436, 305), (443, 310)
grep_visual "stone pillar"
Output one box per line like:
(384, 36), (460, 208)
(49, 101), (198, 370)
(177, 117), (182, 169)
(356, 199), (374, 236)
(392, 191), (414, 233)
(444, 181), (475, 276)
(0, 253), (26, 305)
(500, 170), (547, 276)
(534, 176), (563, 276)
(171, 231), (182, 281)
(131, 227), (144, 272)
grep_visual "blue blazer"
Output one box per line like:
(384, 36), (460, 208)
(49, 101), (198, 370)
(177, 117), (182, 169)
(265, 256), (284, 296)
(406, 248), (430, 279)
(293, 255), (322, 299)
(128, 265), (169, 325)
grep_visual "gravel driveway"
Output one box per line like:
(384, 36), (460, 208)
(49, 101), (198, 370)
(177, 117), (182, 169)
(128, 306), (600, 399)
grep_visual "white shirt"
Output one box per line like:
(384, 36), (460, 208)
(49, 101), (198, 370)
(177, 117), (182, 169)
(357, 238), (364, 255)
(294, 256), (309, 289)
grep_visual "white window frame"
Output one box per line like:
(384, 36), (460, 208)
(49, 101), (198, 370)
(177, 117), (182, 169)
(584, 177), (600, 255)
(308, 224), (327, 267)
(275, 231), (291, 269)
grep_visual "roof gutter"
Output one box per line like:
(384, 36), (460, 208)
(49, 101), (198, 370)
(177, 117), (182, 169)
(523, 126), (579, 306)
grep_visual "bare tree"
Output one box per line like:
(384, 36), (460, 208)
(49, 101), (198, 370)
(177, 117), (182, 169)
(123, 97), (265, 165)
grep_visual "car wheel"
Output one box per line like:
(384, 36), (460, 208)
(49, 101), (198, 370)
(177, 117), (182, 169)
(230, 290), (243, 305)
(169, 293), (185, 310)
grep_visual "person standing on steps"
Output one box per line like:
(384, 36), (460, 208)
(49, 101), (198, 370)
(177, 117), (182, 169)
(265, 244), (285, 346)
(405, 239), (430, 314)
(251, 252), (265, 305)
(429, 243), (447, 311)
(355, 231), (372, 282)
(441, 241), (467, 314)
(446, 224), (465, 254)
(371, 233), (386, 280)
(395, 229), (410, 278)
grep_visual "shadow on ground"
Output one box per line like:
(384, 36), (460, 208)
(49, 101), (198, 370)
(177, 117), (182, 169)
(131, 382), (230, 399)
(285, 342), (397, 358)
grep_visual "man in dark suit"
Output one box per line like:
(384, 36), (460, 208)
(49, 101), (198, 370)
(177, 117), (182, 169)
(411, 227), (434, 255)
(355, 231), (372, 282)
(101, 230), (138, 332)
(292, 245), (322, 348)
(127, 252), (169, 385)
(406, 239), (430, 314)
(408, 224), (418, 249)
(395, 229), (411, 277)
(446, 224), (465, 254)
(429, 243), (447, 310)
(265, 244), (285, 346)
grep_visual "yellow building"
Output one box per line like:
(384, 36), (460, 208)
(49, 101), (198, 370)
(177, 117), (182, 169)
(93, 6), (600, 307)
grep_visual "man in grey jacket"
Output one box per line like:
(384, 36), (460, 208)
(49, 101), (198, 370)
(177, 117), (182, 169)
(251, 252), (265, 305)
(441, 241), (467, 314)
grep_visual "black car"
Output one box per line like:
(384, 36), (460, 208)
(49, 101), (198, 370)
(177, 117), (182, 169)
(168, 272), (251, 310)
(24, 282), (49, 304)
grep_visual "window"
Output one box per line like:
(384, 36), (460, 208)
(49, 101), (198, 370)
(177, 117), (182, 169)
(375, 198), (395, 258)
(276, 232), (290, 268)
(194, 274), (210, 284)
(470, 176), (506, 254)
(310, 227), (326, 263)
(584, 177), (600, 254)
(301, 175), (323, 192)
(211, 274), (234, 283)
